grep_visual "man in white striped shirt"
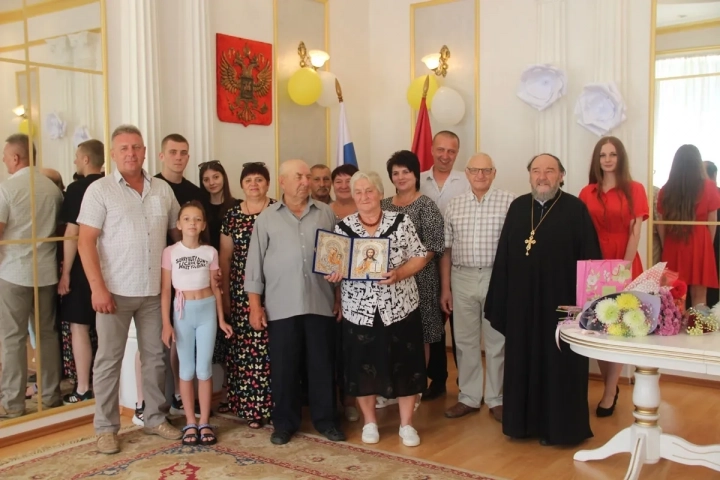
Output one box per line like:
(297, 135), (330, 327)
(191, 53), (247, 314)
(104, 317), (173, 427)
(440, 153), (514, 422)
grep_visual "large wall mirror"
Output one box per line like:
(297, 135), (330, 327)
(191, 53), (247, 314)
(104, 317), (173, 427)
(0, 0), (108, 431)
(275, 0), (328, 197)
(649, 0), (720, 307)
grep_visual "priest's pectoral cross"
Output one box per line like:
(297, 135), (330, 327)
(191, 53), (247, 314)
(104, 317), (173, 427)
(525, 230), (536, 256)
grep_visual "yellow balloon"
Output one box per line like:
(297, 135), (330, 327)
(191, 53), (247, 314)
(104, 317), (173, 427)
(19, 118), (34, 135)
(288, 67), (322, 106)
(407, 75), (439, 110)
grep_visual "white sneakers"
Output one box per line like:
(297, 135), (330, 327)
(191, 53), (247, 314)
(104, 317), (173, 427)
(361, 423), (380, 444)
(362, 423), (420, 447)
(399, 425), (420, 447)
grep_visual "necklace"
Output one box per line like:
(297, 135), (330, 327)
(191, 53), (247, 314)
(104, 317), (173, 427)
(525, 191), (562, 256)
(359, 212), (382, 227)
(245, 198), (268, 215)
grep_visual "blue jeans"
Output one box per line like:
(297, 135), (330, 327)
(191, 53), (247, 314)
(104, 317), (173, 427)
(173, 296), (217, 381)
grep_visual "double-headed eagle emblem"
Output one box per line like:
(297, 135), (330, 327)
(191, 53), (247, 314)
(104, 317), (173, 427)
(219, 44), (271, 125)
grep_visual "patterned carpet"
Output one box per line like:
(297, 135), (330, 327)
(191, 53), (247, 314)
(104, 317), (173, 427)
(0, 415), (504, 479)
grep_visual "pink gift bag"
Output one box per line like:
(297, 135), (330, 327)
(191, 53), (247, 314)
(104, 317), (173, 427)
(576, 260), (632, 307)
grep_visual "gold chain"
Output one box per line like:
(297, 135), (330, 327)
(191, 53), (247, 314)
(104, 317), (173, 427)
(525, 191), (562, 256)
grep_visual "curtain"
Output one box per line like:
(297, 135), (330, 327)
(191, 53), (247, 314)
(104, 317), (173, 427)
(653, 54), (720, 187)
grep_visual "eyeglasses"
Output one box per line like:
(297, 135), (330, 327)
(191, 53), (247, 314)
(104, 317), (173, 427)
(198, 160), (221, 169)
(243, 162), (266, 167)
(466, 167), (494, 176)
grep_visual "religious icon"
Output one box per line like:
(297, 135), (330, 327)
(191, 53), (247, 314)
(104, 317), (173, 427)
(349, 238), (389, 281)
(216, 34), (273, 126)
(313, 230), (351, 278)
(312, 231), (390, 281)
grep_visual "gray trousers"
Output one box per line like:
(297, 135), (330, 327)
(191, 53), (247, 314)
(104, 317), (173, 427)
(451, 266), (505, 409)
(0, 279), (61, 412)
(93, 294), (165, 434)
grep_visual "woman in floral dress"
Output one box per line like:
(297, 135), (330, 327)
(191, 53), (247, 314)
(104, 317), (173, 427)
(219, 162), (274, 428)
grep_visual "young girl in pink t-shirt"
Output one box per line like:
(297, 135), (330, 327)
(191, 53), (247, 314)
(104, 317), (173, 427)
(161, 201), (232, 446)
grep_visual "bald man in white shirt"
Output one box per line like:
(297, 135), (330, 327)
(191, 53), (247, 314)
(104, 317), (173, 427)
(419, 131), (469, 400)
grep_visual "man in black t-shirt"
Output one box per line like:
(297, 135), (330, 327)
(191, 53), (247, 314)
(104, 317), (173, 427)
(153, 133), (204, 420)
(58, 139), (105, 406)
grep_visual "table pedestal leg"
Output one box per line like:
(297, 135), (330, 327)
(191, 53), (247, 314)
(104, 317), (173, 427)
(574, 367), (720, 478)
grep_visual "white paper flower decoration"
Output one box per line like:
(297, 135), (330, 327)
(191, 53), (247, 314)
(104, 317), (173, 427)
(45, 112), (67, 140)
(574, 82), (627, 136)
(516, 64), (567, 111)
(73, 126), (91, 148)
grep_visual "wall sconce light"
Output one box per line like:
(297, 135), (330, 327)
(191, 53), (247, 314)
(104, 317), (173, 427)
(422, 45), (450, 77)
(297, 41), (329, 70)
(13, 105), (27, 117)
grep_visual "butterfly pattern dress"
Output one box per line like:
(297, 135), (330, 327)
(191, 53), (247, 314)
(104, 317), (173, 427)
(220, 200), (276, 421)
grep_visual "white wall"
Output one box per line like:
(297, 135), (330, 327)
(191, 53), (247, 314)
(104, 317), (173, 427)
(208, 0), (275, 199)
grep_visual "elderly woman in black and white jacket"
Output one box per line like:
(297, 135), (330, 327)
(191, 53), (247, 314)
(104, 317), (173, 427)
(325, 171), (429, 447)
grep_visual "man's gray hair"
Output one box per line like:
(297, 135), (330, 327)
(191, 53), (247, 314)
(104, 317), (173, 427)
(349, 171), (384, 197)
(465, 152), (495, 169)
(111, 124), (143, 141)
(5, 133), (36, 163)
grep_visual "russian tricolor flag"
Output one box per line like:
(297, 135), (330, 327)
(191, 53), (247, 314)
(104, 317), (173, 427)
(337, 102), (358, 168)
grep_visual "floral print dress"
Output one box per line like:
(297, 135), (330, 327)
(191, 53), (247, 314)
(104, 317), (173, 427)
(221, 200), (275, 421)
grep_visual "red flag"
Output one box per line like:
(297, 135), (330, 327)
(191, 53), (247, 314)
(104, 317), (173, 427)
(411, 76), (433, 172)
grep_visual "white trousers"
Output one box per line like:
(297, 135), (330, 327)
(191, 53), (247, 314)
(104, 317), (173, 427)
(451, 266), (504, 408)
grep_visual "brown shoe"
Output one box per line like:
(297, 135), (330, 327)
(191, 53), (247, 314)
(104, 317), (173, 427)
(490, 405), (503, 423)
(97, 433), (120, 454)
(0, 405), (24, 419)
(444, 402), (480, 418)
(144, 421), (182, 440)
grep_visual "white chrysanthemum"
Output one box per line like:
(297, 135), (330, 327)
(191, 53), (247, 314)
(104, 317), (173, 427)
(629, 321), (650, 337)
(623, 308), (647, 329)
(595, 299), (620, 324)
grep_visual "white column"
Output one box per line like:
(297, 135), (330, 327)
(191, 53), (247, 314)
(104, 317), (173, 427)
(118, 0), (162, 174)
(155, 0), (214, 185)
(535, 0), (568, 178)
(180, 0), (213, 185)
(593, 0), (629, 139)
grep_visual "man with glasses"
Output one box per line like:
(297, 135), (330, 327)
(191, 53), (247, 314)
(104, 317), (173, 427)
(440, 153), (513, 422)
(419, 131), (469, 401)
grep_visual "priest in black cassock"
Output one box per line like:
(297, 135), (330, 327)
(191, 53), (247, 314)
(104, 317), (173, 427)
(484, 153), (602, 446)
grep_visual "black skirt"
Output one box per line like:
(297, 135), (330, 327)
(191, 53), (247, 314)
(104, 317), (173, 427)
(60, 259), (95, 326)
(343, 309), (426, 398)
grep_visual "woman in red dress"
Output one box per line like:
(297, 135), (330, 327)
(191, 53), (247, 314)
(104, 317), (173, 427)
(658, 144), (720, 308)
(579, 136), (649, 419)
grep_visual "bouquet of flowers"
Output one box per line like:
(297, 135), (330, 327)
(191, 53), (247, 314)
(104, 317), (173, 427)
(685, 305), (720, 335)
(655, 286), (683, 336)
(580, 292), (659, 337)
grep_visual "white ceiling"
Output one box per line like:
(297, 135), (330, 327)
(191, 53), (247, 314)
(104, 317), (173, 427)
(657, 0), (720, 27)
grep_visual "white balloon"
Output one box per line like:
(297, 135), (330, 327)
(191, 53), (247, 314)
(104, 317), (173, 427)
(430, 86), (465, 126)
(317, 71), (339, 107)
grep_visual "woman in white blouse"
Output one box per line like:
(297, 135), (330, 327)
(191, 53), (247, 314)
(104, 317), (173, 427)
(326, 171), (429, 447)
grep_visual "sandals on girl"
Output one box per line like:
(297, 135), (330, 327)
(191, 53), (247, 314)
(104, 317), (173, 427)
(182, 424), (199, 446)
(199, 424), (217, 446)
(217, 402), (230, 414)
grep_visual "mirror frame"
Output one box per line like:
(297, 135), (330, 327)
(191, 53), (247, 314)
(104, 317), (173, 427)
(0, 0), (109, 430)
(646, 0), (720, 274)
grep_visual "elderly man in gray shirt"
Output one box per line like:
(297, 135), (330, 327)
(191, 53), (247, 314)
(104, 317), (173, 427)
(245, 159), (345, 446)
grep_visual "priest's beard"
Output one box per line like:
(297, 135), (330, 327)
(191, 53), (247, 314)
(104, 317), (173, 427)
(532, 185), (560, 203)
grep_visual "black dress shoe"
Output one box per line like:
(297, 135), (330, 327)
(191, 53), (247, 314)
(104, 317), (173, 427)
(422, 382), (447, 401)
(596, 386), (619, 418)
(539, 438), (551, 446)
(270, 430), (292, 445)
(320, 426), (346, 442)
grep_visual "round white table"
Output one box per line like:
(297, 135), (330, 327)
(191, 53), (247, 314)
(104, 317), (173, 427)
(559, 325), (720, 480)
